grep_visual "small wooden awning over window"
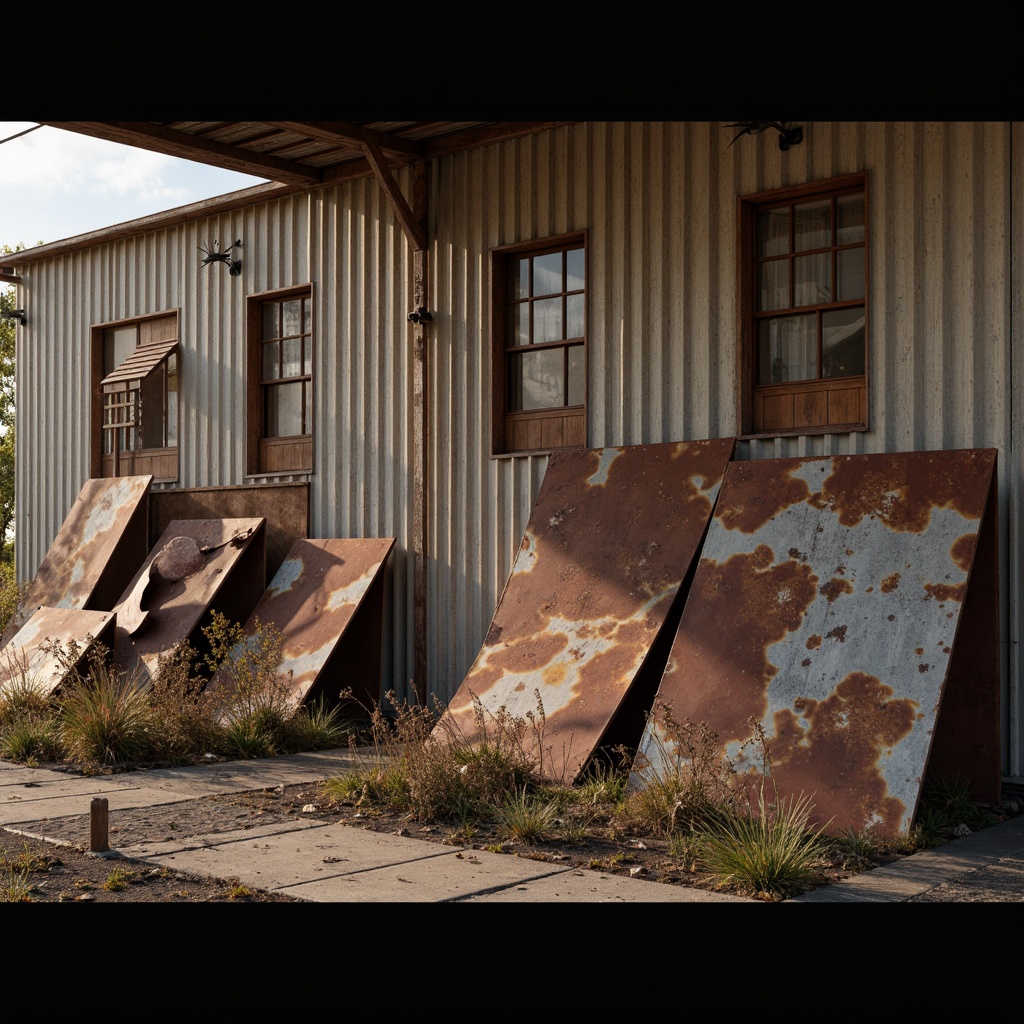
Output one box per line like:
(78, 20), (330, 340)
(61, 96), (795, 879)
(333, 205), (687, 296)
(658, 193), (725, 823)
(101, 339), (178, 394)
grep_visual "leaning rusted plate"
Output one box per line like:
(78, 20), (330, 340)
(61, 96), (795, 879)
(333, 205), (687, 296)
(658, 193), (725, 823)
(110, 518), (266, 682)
(634, 449), (999, 839)
(2, 475), (152, 646)
(0, 607), (116, 696)
(436, 438), (737, 784)
(206, 537), (397, 711)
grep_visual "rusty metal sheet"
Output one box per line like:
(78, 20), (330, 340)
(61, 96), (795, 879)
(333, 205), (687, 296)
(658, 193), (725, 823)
(2, 475), (152, 646)
(437, 438), (737, 784)
(206, 537), (397, 711)
(634, 449), (1000, 839)
(0, 607), (116, 696)
(110, 518), (267, 683)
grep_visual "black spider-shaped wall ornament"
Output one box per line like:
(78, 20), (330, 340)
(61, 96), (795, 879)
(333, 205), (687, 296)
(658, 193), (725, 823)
(199, 239), (243, 276)
(724, 122), (804, 151)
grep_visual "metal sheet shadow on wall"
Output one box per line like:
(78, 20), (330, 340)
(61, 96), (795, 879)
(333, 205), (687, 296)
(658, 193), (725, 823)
(110, 518), (267, 682)
(1, 475), (152, 646)
(0, 607), (116, 697)
(205, 537), (397, 712)
(633, 448), (1000, 839)
(436, 438), (737, 784)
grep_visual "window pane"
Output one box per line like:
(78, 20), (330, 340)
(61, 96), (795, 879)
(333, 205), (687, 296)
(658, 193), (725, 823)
(567, 345), (584, 406)
(140, 366), (164, 449)
(103, 326), (136, 375)
(303, 339), (312, 377)
(757, 314), (817, 384)
(265, 382), (304, 438)
(508, 257), (529, 300)
(282, 299), (302, 338)
(511, 302), (529, 346)
(837, 246), (865, 301)
(282, 338), (302, 379)
(533, 252), (563, 296)
(822, 308), (865, 378)
(533, 296), (563, 344)
(837, 194), (865, 245)
(302, 298), (312, 335)
(510, 347), (564, 411)
(757, 208), (789, 257)
(262, 341), (279, 381)
(566, 293), (584, 339)
(794, 253), (831, 306)
(166, 354), (177, 447)
(565, 247), (585, 291)
(758, 259), (788, 311)
(262, 302), (279, 341)
(304, 379), (312, 434)
(794, 199), (831, 251)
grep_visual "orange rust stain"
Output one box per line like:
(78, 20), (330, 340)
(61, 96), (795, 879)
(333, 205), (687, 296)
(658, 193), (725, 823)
(881, 572), (900, 593)
(806, 635), (822, 650)
(820, 578), (854, 603)
(715, 464), (812, 534)
(809, 453), (992, 532)
(950, 534), (977, 573)
(543, 663), (568, 686)
(801, 658), (812, 667)
(789, 548), (804, 560)
(836, 565), (846, 575)
(488, 631), (569, 674)
(767, 671), (918, 836)
(925, 581), (966, 603)
(827, 625), (848, 643)
(915, 648), (924, 655)
(918, 664), (929, 673)
(659, 545), (818, 743)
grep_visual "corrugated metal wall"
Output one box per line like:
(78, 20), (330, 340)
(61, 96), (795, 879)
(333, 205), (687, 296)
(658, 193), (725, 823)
(13, 121), (1021, 773)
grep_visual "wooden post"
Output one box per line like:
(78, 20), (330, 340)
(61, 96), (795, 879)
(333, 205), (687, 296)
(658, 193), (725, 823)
(90, 797), (109, 853)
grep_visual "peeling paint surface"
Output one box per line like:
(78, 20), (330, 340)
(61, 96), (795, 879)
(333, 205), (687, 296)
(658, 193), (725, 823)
(0, 608), (116, 696)
(634, 449), (998, 838)
(1, 476), (151, 645)
(437, 439), (737, 783)
(206, 537), (396, 709)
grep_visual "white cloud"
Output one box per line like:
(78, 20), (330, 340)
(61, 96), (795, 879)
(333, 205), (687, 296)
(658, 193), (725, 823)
(0, 122), (266, 246)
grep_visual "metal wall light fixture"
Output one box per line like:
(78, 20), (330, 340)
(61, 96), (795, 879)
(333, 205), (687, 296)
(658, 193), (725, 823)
(199, 239), (243, 276)
(0, 308), (25, 325)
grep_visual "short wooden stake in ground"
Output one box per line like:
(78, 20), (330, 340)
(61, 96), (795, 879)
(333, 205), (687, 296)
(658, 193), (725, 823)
(90, 797), (109, 853)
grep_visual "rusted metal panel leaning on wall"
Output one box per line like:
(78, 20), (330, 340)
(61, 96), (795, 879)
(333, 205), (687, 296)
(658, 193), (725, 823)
(110, 518), (267, 683)
(0, 607), (116, 696)
(436, 438), (738, 784)
(633, 448), (1000, 839)
(206, 537), (397, 711)
(1, 476), (152, 647)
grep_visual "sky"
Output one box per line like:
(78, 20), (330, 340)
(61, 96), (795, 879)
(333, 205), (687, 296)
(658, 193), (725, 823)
(0, 122), (268, 252)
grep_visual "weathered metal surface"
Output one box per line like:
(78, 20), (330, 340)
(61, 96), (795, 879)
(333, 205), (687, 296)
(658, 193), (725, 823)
(206, 537), (396, 711)
(149, 484), (310, 586)
(634, 449), (1000, 838)
(437, 438), (737, 783)
(2, 476), (152, 647)
(110, 518), (266, 682)
(0, 607), (116, 696)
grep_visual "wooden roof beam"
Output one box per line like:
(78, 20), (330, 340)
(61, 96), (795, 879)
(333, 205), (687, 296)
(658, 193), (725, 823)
(362, 142), (427, 253)
(266, 121), (424, 160)
(37, 122), (322, 186)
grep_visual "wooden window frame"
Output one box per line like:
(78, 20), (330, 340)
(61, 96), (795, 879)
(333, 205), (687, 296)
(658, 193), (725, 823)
(90, 311), (179, 483)
(737, 172), (869, 438)
(246, 285), (314, 477)
(490, 231), (588, 457)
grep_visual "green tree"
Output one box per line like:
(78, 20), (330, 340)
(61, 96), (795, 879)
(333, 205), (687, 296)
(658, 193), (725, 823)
(0, 243), (24, 564)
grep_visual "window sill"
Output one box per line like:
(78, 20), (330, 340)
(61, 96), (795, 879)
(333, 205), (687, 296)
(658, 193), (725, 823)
(244, 470), (313, 481)
(738, 424), (869, 441)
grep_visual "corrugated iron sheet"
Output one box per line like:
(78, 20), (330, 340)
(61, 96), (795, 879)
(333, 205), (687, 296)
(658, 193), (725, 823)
(206, 537), (396, 710)
(2, 475), (152, 646)
(0, 607), (116, 696)
(634, 449), (1000, 838)
(437, 438), (736, 783)
(110, 518), (266, 682)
